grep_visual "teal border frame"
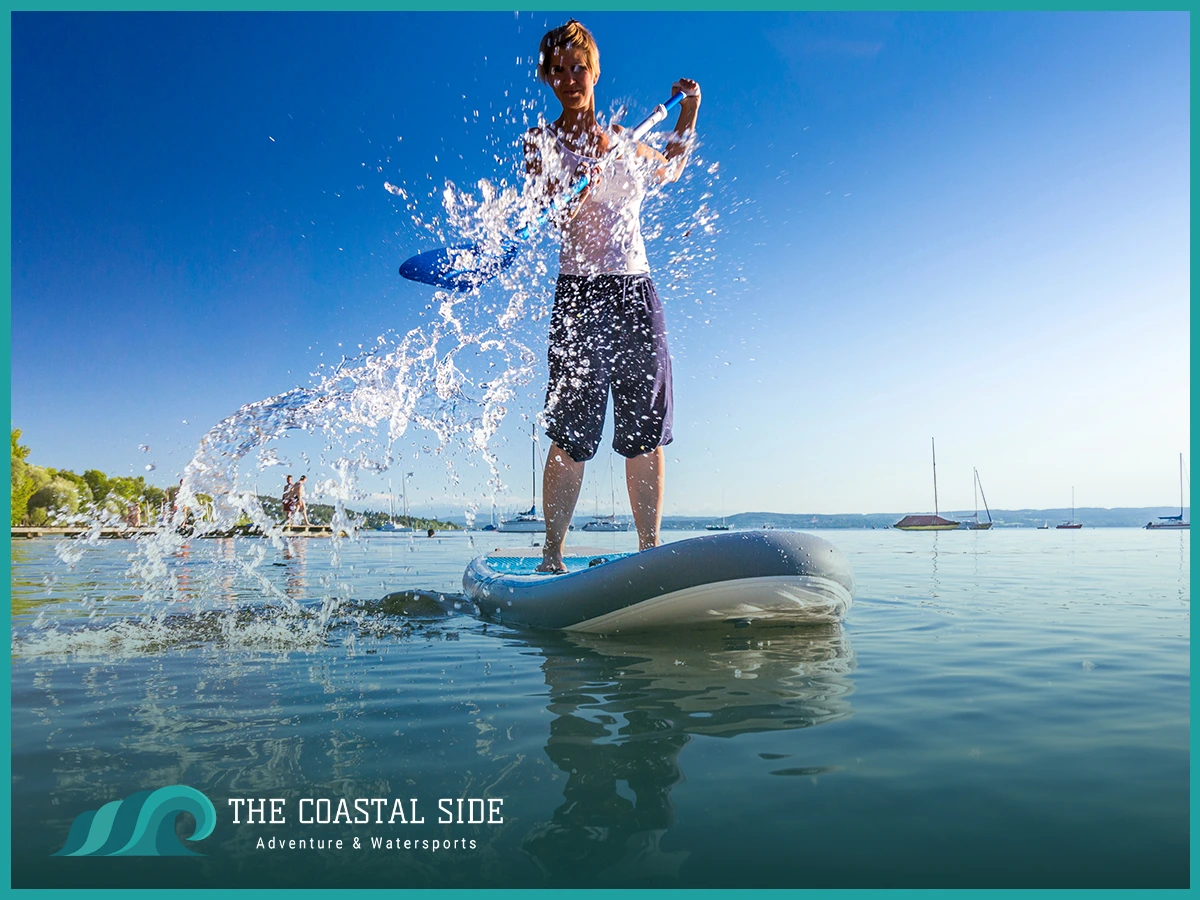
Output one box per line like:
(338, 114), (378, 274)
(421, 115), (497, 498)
(2, 4), (1192, 899)
(3, 5), (12, 897)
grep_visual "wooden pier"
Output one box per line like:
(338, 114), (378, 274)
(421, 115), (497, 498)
(11, 524), (346, 540)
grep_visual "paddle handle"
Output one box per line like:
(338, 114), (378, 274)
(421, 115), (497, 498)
(630, 91), (686, 142)
(516, 93), (686, 240)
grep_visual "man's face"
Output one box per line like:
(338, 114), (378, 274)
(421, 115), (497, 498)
(547, 46), (597, 113)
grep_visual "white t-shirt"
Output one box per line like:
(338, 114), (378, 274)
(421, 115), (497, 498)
(537, 128), (651, 277)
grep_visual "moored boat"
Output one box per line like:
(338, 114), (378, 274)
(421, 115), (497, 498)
(582, 514), (629, 532)
(379, 474), (414, 532)
(1056, 487), (1082, 529)
(498, 424), (546, 533)
(895, 514), (961, 532)
(1146, 453), (1190, 530)
(497, 506), (546, 533)
(580, 455), (629, 532)
(896, 438), (960, 531)
(968, 468), (993, 530)
(706, 491), (731, 530)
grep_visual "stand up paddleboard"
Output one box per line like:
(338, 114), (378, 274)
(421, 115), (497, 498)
(462, 531), (854, 633)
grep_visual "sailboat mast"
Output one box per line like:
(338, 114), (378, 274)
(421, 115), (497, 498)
(609, 454), (616, 517)
(531, 423), (537, 512)
(1180, 452), (1185, 517)
(932, 437), (940, 517)
(976, 469), (992, 523)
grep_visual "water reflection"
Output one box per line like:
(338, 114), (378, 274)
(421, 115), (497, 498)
(283, 537), (308, 599)
(515, 626), (855, 885)
(11, 539), (51, 615)
(1175, 531), (1189, 604)
(14, 607), (855, 888)
(929, 532), (941, 598)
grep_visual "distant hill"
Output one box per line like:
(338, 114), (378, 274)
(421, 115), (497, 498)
(660, 508), (1190, 530)
(256, 496), (461, 530)
(433, 507), (1189, 530)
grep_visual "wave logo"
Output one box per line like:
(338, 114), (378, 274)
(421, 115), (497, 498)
(53, 785), (217, 857)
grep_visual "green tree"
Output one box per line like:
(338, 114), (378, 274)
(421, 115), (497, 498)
(83, 469), (112, 504)
(9, 433), (181, 526)
(27, 475), (84, 523)
(23, 466), (52, 524)
(108, 475), (147, 500)
(10, 428), (36, 525)
(48, 469), (91, 504)
(100, 476), (143, 515)
(143, 485), (167, 513)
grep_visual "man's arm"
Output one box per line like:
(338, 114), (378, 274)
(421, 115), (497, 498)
(656, 79), (701, 184)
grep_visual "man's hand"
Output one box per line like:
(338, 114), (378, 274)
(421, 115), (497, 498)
(673, 78), (702, 110)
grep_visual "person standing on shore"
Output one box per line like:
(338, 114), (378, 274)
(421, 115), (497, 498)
(281, 475), (296, 525)
(293, 475), (310, 526)
(172, 477), (192, 528)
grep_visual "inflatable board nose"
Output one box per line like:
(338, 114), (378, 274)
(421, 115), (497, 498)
(460, 531), (854, 633)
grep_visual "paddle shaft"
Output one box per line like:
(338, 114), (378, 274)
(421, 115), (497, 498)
(515, 92), (687, 240)
(398, 92), (687, 289)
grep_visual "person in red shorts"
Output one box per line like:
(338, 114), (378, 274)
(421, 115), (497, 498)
(281, 475), (296, 524)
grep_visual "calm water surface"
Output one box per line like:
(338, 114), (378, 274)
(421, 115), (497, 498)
(9, 527), (1189, 888)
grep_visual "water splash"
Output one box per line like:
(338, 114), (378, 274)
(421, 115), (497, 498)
(34, 95), (731, 651)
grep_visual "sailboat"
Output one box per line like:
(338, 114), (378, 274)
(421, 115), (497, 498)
(480, 499), (498, 532)
(706, 490), (731, 531)
(583, 454), (630, 532)
(497, 424), (547, 533)
(379, 475), (413, 532)
(1146, 453), (1189, 530)
(968, 468), (993, 530)
(895, 438), (961, 531)
(1056, 487), (1082, 529)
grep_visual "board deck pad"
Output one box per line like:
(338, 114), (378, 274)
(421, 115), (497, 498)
(481, 550), (634, 575)
(482, 546), (612, 557)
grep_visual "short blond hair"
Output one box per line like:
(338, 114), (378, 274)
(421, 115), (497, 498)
(538, 19), (600, 84)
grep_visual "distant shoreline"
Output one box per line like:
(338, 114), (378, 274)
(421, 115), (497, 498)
(446, 508), (1179, 531)
(434, 508), (1190, 530)
(652, 508), (1189, 530)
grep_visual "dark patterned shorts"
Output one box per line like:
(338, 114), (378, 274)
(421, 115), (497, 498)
(543, 274), (674, 462)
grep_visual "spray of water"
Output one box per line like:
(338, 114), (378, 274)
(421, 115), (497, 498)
(20, 95), (732, 656)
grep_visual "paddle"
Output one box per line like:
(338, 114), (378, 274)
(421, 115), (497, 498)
(398, 92), (687, 292)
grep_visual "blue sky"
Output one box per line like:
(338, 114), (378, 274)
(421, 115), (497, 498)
(11, 12), (1189, 518)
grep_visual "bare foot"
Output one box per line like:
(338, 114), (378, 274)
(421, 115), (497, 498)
(535, 552), (567, 574)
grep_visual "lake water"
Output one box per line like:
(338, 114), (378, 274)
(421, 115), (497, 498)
(9, 527), (1189, 889)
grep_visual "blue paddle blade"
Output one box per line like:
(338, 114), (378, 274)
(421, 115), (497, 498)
(398, 241), (519, 292)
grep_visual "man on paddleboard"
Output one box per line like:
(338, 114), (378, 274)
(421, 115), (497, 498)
(524, 20), (700, 573)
